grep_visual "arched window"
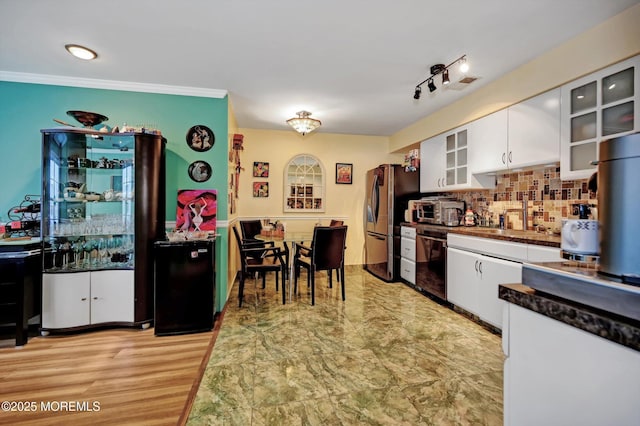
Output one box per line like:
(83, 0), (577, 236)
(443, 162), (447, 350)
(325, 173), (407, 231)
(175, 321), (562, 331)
(284, 154), (325, 212)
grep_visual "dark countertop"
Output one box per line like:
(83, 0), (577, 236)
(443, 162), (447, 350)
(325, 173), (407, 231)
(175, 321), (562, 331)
(400, 222), (561, 247)
(499, 283), (640, 352)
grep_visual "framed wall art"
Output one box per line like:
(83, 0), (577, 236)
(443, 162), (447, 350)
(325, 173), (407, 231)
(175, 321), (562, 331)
(336, 163), (353, 184)
(253, 181), (269, 197)
(186, 125), (215, 152)
(176, 189), (217, 232)
(253, 161), (269, 177)
(188, 161), (212, 182)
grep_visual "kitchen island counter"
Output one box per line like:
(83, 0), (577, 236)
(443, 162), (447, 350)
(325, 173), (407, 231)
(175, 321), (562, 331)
(499, 283), (640, 352)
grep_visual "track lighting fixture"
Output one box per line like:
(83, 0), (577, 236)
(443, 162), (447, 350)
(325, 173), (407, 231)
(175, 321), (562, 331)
(412, 54), (468, 99)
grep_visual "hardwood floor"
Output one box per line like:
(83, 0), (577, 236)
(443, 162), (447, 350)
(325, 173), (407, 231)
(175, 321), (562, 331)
(0, 324), (219, 425)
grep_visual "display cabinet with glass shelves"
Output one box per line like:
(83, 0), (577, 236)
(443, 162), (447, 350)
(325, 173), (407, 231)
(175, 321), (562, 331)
(40, 128), (165, 333)
(560, 55), (639, 180)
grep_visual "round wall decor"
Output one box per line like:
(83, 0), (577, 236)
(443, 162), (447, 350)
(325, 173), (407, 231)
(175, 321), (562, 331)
(186, 125), (214, 152)
(188, 161), (212, 182)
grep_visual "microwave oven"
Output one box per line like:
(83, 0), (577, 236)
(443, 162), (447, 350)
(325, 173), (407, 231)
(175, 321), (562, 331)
(416, 199), (465, 226)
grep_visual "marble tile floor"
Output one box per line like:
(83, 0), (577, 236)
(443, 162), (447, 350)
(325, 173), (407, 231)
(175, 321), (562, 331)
(187, 266), (504, 425)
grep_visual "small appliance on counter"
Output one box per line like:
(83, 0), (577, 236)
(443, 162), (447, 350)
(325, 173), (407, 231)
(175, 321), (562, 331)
(561, 203), (599, 263)
(415, 197), (464, 226)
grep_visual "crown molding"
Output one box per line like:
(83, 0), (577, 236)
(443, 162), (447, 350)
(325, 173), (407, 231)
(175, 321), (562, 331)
(0, 71), (227, 99)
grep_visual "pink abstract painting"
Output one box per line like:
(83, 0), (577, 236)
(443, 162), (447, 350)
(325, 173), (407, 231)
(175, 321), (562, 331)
(176, 189), (217, 232)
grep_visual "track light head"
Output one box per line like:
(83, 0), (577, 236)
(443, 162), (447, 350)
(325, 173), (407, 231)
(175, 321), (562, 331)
(442, 69), (450, 85)
(413, 86), (422, 100)
(459, 57), (469, 73)
(427, 79), (437, 92)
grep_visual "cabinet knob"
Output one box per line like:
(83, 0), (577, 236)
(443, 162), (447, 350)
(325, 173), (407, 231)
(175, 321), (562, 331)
(474, 260), (478, 272)
(478, 261), (483, 275)
(508, 151), (513, 163)
(81, 297), (87, 301)
(93, 297), (98, 300)
(502, 153), (506, 164)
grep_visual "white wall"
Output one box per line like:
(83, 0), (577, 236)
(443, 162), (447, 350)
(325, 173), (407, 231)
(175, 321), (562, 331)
(235, 128), (403, 265)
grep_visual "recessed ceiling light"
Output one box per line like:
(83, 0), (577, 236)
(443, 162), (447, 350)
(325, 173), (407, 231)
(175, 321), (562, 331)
(65, 44), (97, 60)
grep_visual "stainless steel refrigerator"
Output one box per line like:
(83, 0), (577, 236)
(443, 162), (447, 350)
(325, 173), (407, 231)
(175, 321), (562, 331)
(364, 164), (419, 281)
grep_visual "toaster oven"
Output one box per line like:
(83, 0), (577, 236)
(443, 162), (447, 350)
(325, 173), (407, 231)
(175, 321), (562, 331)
(416, 199), (465, 226)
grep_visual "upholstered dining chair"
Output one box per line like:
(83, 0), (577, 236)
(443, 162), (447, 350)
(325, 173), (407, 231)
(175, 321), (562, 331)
(293, 225), (347, 305)
(232, 225), (286, 306)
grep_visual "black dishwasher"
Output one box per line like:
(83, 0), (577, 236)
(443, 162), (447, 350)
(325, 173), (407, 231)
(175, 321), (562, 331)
(153, 239), (215, 336)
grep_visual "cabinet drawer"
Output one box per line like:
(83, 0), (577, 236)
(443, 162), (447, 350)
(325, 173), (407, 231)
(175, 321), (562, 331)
(400, 226), (416, 239)
(400, 258), (416, 284)
(400, 237), (416, 261)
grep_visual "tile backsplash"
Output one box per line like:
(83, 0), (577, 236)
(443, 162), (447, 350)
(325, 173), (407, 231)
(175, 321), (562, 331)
(455, 165), (597, 232)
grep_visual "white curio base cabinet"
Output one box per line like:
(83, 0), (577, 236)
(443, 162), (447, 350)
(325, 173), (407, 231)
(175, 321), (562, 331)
(42, 270), (134, 330)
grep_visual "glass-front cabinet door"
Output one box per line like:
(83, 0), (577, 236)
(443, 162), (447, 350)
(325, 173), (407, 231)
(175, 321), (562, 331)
(561, 55), (639, 180)
(42, 130), (136, 272)
(445, 129), (468, 186)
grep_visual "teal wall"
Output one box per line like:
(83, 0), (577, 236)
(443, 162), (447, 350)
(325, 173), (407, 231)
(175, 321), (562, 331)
(0, 81), (230, 312)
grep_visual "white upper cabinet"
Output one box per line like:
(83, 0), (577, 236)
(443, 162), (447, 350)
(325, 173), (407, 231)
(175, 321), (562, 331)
(507, 88), (561, 169)
(442, 124), (496, 190)
(467, 109), (509, 174)
(560, 55), (639, 180)
(420, 134), (446, 192)
(471, 90), (560, 174)
(420, 122), (496, 192)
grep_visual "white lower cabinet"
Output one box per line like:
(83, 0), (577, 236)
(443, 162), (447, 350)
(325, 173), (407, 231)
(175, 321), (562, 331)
(503, 303), (640, 426)
(447, 247), (522, 328)
(42, 272), (91, 329)
(399, 226), (417, 284)
(42, 270), (134, 330)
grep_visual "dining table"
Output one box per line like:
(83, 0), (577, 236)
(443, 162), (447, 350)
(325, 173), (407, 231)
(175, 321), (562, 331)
(254, 231), (314, 301)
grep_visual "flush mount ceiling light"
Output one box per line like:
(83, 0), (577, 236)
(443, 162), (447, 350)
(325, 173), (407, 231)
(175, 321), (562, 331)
(412, 54), (468, 99)
(65, 44), (97, 60)
(286, 110), (321, 135)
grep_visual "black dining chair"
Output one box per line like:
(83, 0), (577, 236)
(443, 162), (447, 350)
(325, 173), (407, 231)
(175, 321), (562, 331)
(293, 225), (347, 305)
(238, 219), (275, 260)
(240, 219), (264, 242)
(232, 225), (286, 306)
(297, 219), (345, 281)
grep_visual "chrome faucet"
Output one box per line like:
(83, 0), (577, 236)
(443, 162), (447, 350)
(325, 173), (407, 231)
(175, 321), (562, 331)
(503, 199), (528, 231)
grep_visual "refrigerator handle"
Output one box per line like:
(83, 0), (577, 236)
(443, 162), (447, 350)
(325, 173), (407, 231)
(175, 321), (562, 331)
(371, 173), (379, 224)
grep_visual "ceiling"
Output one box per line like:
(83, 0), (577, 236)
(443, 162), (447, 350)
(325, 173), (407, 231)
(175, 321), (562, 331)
(1, 0), (638, 136)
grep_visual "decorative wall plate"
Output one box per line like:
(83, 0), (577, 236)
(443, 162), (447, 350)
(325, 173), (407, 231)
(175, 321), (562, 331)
(186, 125), (215, 152)
(188, 161), (212, 182)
